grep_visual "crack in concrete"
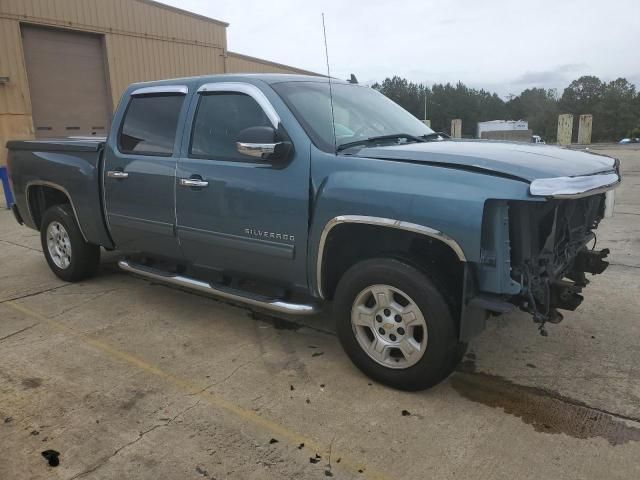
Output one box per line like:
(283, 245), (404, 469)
(327, 435), (337, 472)
(0, 323), (38, 343)
(0, 238), (42, 253)
(68, 400), (202, 479)
(187, 354), (264, 397)
(49, 288), (122, 319)
(0, 283), (72, 304)
(610, 262), (640, 269)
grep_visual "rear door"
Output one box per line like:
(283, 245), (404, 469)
(103, 86), (188, 259)
(175, 82), (310, 289)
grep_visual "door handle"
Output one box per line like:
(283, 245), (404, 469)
(179, 178), (209, 188)
(107, 170), (129, 179)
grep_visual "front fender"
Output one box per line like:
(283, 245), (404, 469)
(308, 150), (534, 296)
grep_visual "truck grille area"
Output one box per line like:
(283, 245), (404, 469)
(508, 194), (608, 329)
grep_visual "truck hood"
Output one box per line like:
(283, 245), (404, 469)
(356, 140), (616, 182)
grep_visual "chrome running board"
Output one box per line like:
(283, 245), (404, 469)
(118, 260), (319, 316)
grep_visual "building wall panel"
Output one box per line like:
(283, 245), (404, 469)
(0, 18), (30, 114)
(104, 34), (225, 102)
(0, 114), (33, 166)
(0, 0), (227, 48)
(226, 52), (318, 76)
(0, 18), (33, 165)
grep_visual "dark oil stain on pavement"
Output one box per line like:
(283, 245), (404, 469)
(22, 377), (42, 389)
(453, 363), (640, 446)
(120, 390), (147, 410)
(41, 449), (60, 467)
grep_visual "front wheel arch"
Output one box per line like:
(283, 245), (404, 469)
(318, 222), (465, 323)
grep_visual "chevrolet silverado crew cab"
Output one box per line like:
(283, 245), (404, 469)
(6, 74), (620, 390)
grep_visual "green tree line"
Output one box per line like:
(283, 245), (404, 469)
(372, 75), (640, 142)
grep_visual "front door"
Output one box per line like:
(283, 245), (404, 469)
(175, 82), (310, 290)
(103, 86), (188, 259)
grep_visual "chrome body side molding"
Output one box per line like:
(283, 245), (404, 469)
(529, 172), (620, 199)
(316, 215), (467, 299)
(25, 180), (88, 241)
(118, 260), (319, 316)
(196, 82), (281, 128)
(131, 85), (188, 96)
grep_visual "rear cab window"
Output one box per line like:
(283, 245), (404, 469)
(118, 93), (185, 156)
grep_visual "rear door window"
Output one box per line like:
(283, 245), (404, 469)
(119, 94), (184, 156)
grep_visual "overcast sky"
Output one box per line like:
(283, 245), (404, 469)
(160, 0), (639, 97)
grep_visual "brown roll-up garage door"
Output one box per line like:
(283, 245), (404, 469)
(21, 25), (112, 138)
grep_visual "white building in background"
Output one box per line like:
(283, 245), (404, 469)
(477, 120), (529, 139)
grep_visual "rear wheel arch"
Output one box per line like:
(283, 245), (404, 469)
(26, 183), (86, 240)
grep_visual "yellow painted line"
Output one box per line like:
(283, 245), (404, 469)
(6, 300), (390, 480)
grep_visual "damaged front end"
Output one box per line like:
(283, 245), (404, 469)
(509, 195), (610, 332)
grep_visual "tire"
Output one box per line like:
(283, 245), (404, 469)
(40, 204), (100, 282)
(334, 258), (463, 391)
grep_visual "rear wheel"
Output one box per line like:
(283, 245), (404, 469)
(334, 258), (463, 391)
(40, 204), (100, 282)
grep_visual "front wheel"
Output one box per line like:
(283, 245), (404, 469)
(334, 258), (464, 391)
(40, 204), (100, 282)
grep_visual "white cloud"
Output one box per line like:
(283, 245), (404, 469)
(159, 0), (639, 96)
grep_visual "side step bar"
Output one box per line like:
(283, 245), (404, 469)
(118, 260), (319, 316)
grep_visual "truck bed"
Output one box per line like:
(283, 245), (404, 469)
(6, 137), (113, 248)
(6, 137), (106, 153)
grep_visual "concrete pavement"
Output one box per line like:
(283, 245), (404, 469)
(1, 146), (639, 479)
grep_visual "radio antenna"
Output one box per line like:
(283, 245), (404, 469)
(322, 13), (337, 153)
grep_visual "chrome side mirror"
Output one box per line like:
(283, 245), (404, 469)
(235, 126), (292, 162)
(236, 141), (279, 158)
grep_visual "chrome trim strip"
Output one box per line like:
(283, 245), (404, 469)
(131, 85), (188, 96)
(178, 178), (209, 188)
(316, 215), (467, 299)
(107, 213), (174, 236)
(101, 153), (115, 247)
(118, 260), (318, 315)
(106, 170), (129, 179)
(25, 181), (88, 242)
(196, 82), (281, 128)
(177, 225), (295, 259)
(529, 172), (620, 199)
(604, 190), (615, 218)
(236, 142), (278, 158)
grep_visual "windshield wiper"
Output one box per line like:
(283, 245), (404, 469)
(421, 132), (450, 141)
(336, 133), (425, 152)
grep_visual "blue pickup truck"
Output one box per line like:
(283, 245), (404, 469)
(6, 74), (620, 390)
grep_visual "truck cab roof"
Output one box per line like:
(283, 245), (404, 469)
(127, 73), (340, 90)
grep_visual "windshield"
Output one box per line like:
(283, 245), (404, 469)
(272, 81), (435, 153)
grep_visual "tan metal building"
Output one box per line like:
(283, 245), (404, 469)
(0, 0), (317, 165)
